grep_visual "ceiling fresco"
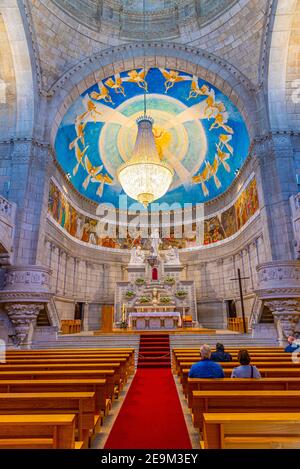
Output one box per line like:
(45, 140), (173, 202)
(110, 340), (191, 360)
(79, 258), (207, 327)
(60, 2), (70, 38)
(54, 67), (250, 209)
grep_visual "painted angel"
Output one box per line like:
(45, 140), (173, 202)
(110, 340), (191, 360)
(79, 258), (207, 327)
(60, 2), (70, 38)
(72, 142), (89, 176)
(82, 156), (103, 190)
(219, 134), (233, 154)
(192, 164), (211, 197)
(159, 68), (192, 93)
(69, 119), (86, 150)
(78, 99), (103, 123)
(123, 69), (148, 91)
(209, 112), (233, 134)
(105, 74), (125, 96)
(91, 173), (113, 197)
(90, 81), (113, 104)
(188, 79), (213, 100)
(216, 144), (231, 173)
(206, 157), (221, 189)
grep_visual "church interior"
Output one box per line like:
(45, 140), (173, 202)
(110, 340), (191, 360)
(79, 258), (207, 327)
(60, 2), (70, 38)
(0, 0), (300, 452)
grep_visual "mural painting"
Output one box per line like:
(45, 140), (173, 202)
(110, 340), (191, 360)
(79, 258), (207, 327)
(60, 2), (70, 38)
(48, 177), (259, 249)
(55, 67), (250, 208)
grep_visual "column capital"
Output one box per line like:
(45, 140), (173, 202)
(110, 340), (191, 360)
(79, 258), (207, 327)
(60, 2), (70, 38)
(5, 303), (44, 345)
(265, 300), (300, 339)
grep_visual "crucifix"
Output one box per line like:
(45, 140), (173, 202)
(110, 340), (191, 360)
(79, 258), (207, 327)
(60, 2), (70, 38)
(230, 268), (249, 334)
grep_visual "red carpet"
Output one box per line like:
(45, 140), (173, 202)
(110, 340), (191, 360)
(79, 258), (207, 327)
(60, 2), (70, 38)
(104, 368), (192, 449)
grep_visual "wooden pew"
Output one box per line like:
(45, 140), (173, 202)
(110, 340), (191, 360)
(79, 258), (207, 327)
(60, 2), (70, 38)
(0, 392), (97, 446)
(0, 414), (77, 449)
(0, 362), (127, 396)
(4, 358), (132, 385)
(202, 413), (300, 449)
(6, 348), (134, 355)
(0, 361), (124, 381)
(187, 377), (300, 408)
(180, 368), (300, 396)
(6, 351), (135, 371)
(192, 390), (300, 430)
(0, 378), (108, 414)
(0, 369), (116, 403)
(172, 349), (288, 370)
(175, 357), (295, 374)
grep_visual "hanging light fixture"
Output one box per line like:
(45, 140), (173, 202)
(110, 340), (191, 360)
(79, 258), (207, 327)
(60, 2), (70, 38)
(117, 0), (174, 208)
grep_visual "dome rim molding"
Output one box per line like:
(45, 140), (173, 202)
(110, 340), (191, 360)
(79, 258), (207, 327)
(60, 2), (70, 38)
(47, 42), (255, 97)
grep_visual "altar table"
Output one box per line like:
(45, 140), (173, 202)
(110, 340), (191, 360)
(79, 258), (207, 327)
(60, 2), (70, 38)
(128, 312), (182, 330)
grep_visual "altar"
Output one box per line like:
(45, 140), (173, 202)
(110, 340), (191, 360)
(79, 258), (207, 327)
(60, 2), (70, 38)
(128, 312), (182, 330)
(114, 231), (198, 329)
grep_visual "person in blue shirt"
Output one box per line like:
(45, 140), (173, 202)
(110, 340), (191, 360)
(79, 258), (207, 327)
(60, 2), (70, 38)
(211, 343), (232, 362)
(284, 336), (300, 353)
(188, 344), (225, 378)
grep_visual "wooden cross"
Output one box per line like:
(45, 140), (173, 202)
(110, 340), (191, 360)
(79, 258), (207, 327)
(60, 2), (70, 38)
(230, 268), (250, 334)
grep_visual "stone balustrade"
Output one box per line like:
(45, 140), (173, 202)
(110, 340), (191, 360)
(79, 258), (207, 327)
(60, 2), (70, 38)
(255, 261), (300, 344)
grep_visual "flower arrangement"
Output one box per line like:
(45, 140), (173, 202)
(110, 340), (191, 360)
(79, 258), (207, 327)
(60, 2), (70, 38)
(175, 290), (187, 298)
(139, 295), (151, 304)
(119, 320), (128, 329)
(164, 276), (175, 285)
(160, 296), (171, 304)
(135, 278), (145, 286)
(125, 290), (135, 299)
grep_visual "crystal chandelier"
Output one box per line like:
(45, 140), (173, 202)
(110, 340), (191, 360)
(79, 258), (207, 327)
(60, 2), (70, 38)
(117, 0), (174, 208)
(117, 116), (174, 207)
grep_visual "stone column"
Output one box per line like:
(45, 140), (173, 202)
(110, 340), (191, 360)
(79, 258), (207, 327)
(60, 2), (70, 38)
(252, 134), (298, 260)
(0, 265), (53, 348)
(4, 303), (44, 348)
(82, 302), (89, 332)
(265, 301), (300, 346)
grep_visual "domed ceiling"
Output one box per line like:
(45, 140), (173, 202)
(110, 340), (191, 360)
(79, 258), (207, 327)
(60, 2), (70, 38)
(55, 67), (250, 209)
(51, 0), (239, 39)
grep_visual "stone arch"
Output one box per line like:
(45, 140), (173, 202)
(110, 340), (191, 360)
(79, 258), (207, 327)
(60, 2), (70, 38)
(267, 0), (299, 131)
(0, 0), (34, 139)
(46, 42), (264, 146)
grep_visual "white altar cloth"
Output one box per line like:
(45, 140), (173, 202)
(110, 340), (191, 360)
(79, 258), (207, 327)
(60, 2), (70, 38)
(128, 311), (181, 329)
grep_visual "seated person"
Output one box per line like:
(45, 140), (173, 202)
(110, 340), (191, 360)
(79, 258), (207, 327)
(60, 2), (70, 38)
(231, 349), (261, 378)
(284, 336), (300, 353)
(211, 342), (232, 362)
(188, 344), (225, 378)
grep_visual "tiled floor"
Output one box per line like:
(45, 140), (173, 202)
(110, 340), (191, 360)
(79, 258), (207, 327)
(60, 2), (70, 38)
(173, 373), (200, 449)
(91, 371), (136, 449)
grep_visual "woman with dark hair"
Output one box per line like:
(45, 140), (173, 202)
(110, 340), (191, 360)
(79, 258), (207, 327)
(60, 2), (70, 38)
(231, 349), (261, 378)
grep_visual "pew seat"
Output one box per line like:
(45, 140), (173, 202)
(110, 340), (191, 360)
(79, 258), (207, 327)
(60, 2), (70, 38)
(0, 414), (77, 449)
(0, 392), (98, 446)
(192, 390), (300, 430)
(202, 412), (300, 449)
(187, 377), (300, 408)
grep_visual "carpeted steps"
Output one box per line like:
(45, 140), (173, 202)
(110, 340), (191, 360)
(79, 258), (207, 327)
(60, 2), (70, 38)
(138, 334), (171, 368)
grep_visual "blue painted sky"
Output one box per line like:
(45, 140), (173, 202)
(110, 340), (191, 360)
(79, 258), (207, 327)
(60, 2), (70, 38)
(55, 67), (250, 210)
